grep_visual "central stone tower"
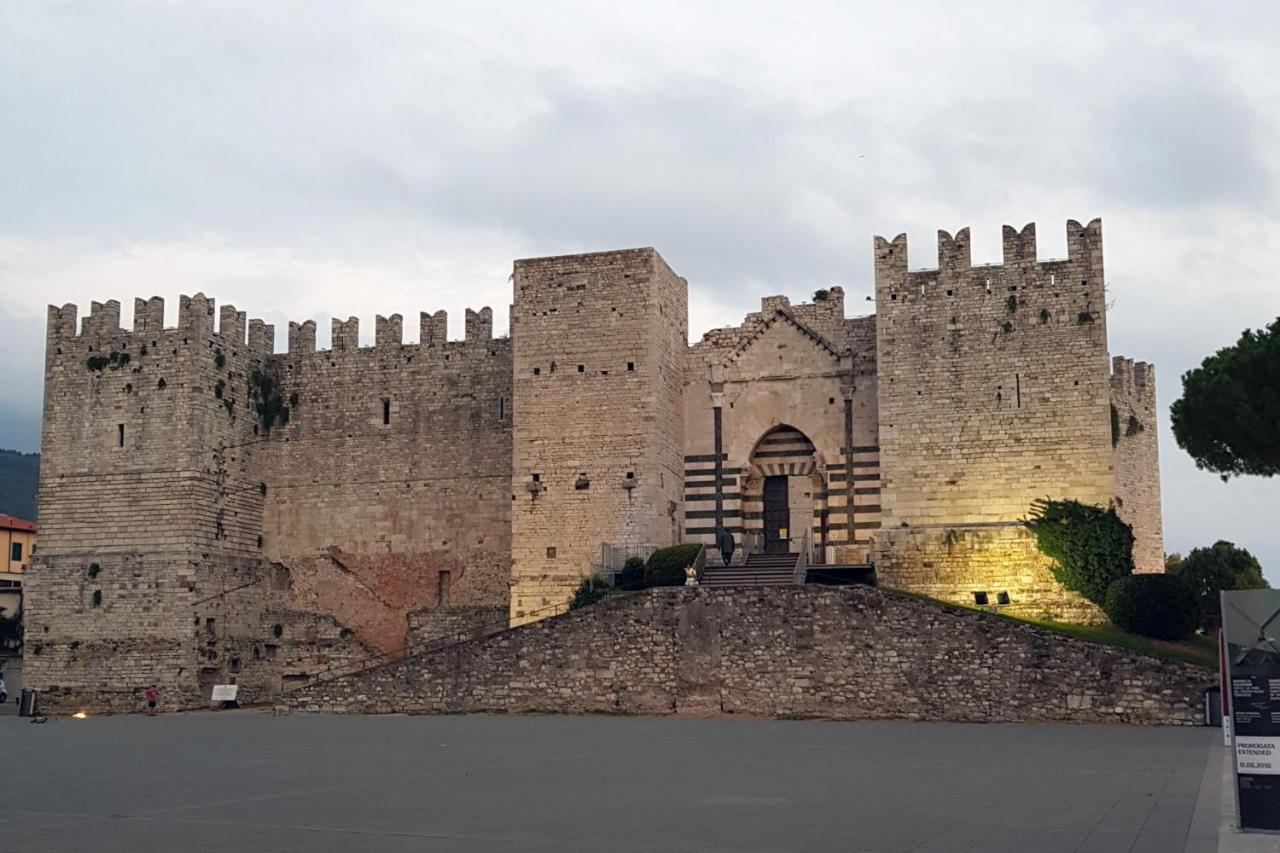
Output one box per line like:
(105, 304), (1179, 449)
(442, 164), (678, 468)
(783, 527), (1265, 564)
(509, 249), (687, 625)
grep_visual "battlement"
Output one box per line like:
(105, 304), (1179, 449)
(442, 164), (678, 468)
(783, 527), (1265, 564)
(280, 306), (500, 355)
(46, 293), (275, 356)
(1111, 356), (1156, 408)
(874, 219), (1103, 301)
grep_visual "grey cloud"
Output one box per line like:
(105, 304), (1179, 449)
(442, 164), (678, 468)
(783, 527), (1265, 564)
(1, 1), (1279, 575)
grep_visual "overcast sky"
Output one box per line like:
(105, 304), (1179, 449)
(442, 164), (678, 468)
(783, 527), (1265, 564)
(2, 1), (1278, 577)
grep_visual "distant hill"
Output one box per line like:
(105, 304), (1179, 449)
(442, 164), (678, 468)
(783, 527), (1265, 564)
(0, 450), (39, 522)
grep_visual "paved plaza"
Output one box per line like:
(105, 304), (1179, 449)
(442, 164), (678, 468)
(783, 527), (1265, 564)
(0, 712), (1253, 852)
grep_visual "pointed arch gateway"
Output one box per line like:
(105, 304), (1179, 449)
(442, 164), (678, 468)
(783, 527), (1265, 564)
(744, 425), (827, 557)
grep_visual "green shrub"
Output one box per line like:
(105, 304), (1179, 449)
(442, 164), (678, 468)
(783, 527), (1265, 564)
(1104, 574), (1200, 640)
(569, 574), (614, 610)
(618, 556), (646, 590)
(645, 543), (701, 588)
(1025, 498), (1134, 605)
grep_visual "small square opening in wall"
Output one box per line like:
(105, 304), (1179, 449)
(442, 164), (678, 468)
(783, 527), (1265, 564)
(117, 424), (125, 448)
(533, 367), (541, 376)
(546, 546), (556, 559)
(627, 362), (635, 371)
(996, 591), (1011, 605)
(972, 591), (989, 606)
(577, 364), (584, 373)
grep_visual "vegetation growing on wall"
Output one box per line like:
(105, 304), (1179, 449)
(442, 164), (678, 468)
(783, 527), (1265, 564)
(569, 574), (617, 610)
(250, 367), (290, 432)
(1024, 498), (1134, 606)
(86, 351), (131, 372)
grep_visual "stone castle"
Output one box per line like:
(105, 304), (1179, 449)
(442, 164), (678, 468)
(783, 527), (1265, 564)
(25, 218), (1162, 711)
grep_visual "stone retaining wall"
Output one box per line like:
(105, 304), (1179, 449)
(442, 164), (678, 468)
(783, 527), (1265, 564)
(283, 586), (1211, 726)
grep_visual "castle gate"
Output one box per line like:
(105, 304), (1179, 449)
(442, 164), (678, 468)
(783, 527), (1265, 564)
(743, 425), (826, 559)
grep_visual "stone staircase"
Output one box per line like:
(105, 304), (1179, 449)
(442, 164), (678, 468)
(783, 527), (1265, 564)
(700, 552), (799, 587)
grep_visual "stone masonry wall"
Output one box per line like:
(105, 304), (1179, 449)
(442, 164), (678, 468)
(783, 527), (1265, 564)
(874, 221), (1115, 527)
(871, 524), (1105, 624)
(26, 296), (286, 711)
(1111, 357), (1164, 573)
(284, 586), (1209, 726)
(510, 249), (687, 624)
(260, 311), (511, 652)
(405, 605), (508, 648)
(27, 295), (506, 711)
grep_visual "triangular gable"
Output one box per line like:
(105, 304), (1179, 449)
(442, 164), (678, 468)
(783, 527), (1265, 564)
(721, 307), (842, 369)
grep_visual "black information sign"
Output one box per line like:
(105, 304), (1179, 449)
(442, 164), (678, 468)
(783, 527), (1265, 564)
(1223, 590), (1280, 832)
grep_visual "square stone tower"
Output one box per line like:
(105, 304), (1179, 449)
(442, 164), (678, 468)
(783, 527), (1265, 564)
(509, 248), (687, 624)
(27, 296), (276, 709)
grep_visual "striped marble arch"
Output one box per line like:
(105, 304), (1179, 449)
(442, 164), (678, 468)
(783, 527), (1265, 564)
(750, 425), (817, 476)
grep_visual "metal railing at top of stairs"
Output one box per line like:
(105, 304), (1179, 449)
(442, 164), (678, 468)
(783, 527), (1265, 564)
(691, 543), (707, 583)
(283, 599), (572, 693)
(793, 528), (812, 585)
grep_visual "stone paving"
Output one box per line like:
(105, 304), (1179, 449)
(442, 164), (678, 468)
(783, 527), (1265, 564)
(0, 712), (1239, 852)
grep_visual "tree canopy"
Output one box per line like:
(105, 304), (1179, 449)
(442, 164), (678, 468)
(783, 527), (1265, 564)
(1170, 318), (1280, 479)
(1169, 540), (1268, 627)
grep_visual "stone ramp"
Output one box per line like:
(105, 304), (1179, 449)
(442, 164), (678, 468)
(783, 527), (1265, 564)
(281, 586), (1213, 726)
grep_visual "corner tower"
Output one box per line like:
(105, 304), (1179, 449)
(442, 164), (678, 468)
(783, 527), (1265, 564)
(509, 248), (687, 624)
(870, 220), (1145, 622)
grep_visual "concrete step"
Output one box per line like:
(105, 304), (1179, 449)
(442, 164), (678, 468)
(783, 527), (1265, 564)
(700, 566), (797, 587)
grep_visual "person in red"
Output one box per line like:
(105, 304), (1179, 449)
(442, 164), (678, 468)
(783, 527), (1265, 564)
(143, 684), (159, 715)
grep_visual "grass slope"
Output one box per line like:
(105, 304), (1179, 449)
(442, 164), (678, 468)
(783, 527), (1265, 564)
(889, 588), (1218, 671)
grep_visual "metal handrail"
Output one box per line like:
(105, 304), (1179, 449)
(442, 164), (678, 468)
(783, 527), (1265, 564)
(691, 543), (708, 582)
(283, 598), (572, 693)
(793, 528), (812, 584)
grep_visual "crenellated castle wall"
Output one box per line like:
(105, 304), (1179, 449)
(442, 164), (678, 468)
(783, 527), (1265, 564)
(26, 294), (510, 711)
(870, 220), (1157, 614)
(1111, 357), (1163, 573)
(874, 221), (1115, 527)
(26, 294), (299, 711)
(258, 308), (512, 655)
(26, 218), (1167, 712)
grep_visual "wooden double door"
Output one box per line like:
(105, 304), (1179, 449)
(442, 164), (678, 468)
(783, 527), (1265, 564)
(763, 475), (790, 555)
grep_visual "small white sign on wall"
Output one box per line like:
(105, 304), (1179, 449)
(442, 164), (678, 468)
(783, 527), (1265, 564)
(211, 684), (239, 703)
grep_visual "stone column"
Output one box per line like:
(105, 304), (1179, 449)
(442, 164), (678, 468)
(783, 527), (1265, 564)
(842, 385), (855, 547)
(711, 386), (725, 533)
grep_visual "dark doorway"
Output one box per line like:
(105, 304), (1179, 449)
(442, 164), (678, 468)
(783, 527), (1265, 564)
(763, 475), (790, 554)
